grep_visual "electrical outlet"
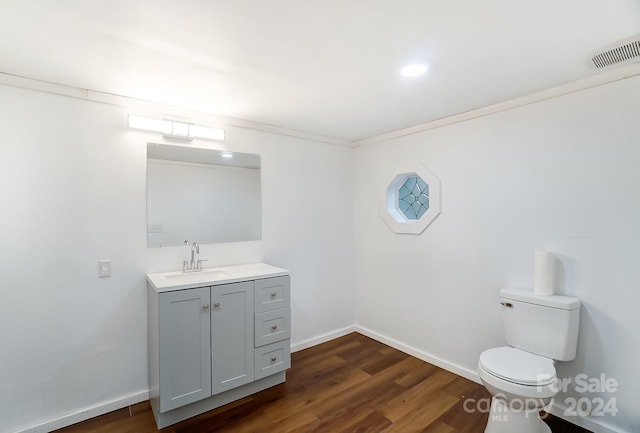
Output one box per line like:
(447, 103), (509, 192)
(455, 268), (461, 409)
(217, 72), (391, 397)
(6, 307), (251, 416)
(98, 260), (112, 278)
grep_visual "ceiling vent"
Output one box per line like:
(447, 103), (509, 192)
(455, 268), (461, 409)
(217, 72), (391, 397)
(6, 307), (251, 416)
(591, 34), (640, 69)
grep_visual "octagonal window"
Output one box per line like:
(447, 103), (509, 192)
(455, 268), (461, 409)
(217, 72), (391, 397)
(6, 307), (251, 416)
(379, 164), (441, 235)
(398, 176), (429, 220)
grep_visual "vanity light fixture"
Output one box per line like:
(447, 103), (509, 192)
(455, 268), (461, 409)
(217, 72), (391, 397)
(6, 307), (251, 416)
(128, 115), (225, 141)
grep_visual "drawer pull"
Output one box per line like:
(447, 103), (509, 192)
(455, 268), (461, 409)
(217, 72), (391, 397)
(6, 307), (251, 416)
(271, 324), (278, 330)
(271, 292), (277, 297)
(271, 356), (277, 362)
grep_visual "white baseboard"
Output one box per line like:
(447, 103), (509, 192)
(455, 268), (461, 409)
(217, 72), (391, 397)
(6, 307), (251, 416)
(354, 325), (481, 384)
(354, 325), (624, 433)
(14, 390), (149, 433)
(290, 325), (356, 353)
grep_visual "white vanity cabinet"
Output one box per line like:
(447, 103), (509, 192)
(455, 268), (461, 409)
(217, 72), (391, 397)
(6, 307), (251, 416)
(147, 263), (290, 429)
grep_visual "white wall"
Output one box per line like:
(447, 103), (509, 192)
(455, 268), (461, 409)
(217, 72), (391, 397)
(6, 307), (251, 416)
(0, 84), (354, 433)
(3, 72), (638, 433)
(353, 75), (640, 433)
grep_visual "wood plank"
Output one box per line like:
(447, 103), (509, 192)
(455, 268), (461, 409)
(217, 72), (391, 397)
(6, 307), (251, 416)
(419, 420), (457, 433)
(262, 366), (372, 423)
(311, 356), (425, 420)
(435, 398), (489, 433)
(394, 358), (440, 388)
(381, 369), (459, 422)
(381, 390), (459, 432)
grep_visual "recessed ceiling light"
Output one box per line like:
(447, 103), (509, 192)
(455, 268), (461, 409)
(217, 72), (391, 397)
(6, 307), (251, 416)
(401, 64), (428, 77)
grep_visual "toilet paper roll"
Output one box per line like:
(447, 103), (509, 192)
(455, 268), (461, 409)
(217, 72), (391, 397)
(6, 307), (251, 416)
(534, 250), (555, 296)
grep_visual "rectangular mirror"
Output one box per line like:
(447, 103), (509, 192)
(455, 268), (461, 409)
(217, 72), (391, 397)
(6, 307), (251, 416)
(146, 143), (261, 247)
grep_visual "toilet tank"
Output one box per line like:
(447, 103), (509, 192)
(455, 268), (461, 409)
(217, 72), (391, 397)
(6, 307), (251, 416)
(500, 287), (580, 361)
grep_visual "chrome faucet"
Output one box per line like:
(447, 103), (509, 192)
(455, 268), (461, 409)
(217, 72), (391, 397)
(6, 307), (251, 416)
(190, 242), (199, 270)
(182, 240), (206, 272)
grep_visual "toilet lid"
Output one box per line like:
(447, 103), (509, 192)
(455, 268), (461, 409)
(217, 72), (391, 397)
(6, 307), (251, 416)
(479, 347), (556, 386)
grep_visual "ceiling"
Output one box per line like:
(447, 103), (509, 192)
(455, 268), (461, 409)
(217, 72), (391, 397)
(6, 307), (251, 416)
(1, 0), (639, 142)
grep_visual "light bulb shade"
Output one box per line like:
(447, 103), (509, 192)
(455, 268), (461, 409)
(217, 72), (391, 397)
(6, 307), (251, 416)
(128, 115), (172, 134)
(171, 121), (190, 137)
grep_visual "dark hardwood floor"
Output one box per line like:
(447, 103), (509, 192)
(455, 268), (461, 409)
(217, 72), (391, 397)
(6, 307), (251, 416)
(54, 333), (591, 433)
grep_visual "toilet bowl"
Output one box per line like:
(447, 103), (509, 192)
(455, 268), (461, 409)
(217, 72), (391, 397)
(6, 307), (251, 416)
(478, 346), (557, 433)
(478, 288), (580, 433)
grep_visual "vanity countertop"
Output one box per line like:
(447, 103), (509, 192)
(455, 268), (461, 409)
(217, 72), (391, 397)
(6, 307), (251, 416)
(147, 262), (289, 292)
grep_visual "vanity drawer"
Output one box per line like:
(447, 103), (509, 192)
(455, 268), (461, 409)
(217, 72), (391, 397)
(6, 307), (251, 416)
(255, 308), (291, 347)
(255, 276), (290, 313)
(255, 340), (291, 380)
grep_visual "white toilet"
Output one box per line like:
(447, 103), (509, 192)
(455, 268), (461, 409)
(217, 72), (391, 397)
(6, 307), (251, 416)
(478, 287), (580, 433)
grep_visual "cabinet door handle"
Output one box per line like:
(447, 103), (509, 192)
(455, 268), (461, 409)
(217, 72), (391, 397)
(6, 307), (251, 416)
(271, 292), (277, 297)
(271, 356), (277, 362)
(271, 324), (278, 330)
(202, 304), (209, 311)
(214, 302), (221, 309)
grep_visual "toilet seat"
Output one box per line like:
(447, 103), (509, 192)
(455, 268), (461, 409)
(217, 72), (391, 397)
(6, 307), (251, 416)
(478, 346), (558, 433)
(479, 346), (556, 386)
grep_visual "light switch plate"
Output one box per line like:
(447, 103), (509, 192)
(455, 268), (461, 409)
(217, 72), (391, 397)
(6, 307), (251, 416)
(147, 223), (163, 233)
(98, 260), (112, 278)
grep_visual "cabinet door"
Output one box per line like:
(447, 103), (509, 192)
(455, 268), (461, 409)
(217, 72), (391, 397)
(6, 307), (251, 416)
(158, 287), (212, 412)
(211, 281), (255, 394)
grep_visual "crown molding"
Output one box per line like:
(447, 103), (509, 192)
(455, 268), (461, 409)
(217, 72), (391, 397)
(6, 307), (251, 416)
(3, 65), (639, 150)
(353, 64), (640, 147)
(0, 72), (352, 148)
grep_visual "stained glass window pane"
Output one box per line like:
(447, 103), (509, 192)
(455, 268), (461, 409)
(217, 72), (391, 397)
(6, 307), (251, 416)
(398, 176), (429, 220)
